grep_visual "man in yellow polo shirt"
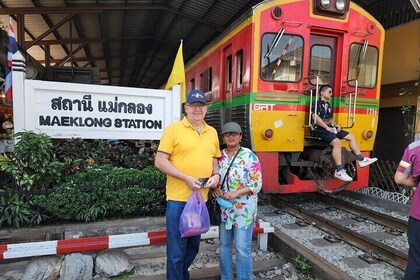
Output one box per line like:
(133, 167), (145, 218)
(155, 89), (221, 280)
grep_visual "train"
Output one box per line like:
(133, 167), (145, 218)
(185, 0), (384, 193)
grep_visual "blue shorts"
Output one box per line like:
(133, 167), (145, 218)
(311, 127), (349, 144)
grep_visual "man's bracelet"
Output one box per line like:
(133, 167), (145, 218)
(212, 173), (221, 180)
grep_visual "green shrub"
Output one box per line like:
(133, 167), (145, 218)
(65, 165), (165, 190)
(0, 193), (31, 228)
(28, 199), (50, 226)
(31, 183), (90, 221)
(53, 138), (109, 168)
(0, 131), (63, 190)
(53, 138), (154, 170)
(108, 186), (165, 215)
(31, 166), (166, 222)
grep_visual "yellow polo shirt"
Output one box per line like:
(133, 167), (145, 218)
(158, 117), (221, 202)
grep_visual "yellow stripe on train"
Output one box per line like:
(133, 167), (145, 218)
(250, 111), (378, 152)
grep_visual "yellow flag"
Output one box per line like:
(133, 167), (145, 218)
(165, 41), (186, 103)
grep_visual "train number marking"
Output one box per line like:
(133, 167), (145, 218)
(253, 104), (274, 111)
(366, 108), (378, 115)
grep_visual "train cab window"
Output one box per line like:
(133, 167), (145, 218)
(309, 45), (332, 85)
(261, 34), (303, 82)
(236, 50), (244, 90)
(226, 55), (232, 91)
(347, 43), (378, 88)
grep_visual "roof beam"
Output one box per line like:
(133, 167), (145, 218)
(0, 5), (224, 32)
(54, 43), (87, 66)
(16, 14), (25, 44)
(30, 0), (78, 67)
(25, 14), (76, 50)
(118, 0), (129, 86)
(0, 1), (58, 63)
(98, 3), (112, 85)
(64, 0), (97, 69)
(24, 36), (175, 46)
(37, 54), (167, 64)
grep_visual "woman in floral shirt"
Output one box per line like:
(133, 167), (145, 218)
(213, 122), (262, 280)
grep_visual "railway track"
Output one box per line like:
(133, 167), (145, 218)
(260, 192), (408, 279)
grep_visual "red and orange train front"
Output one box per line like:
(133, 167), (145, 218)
(185, 0), (384, 193)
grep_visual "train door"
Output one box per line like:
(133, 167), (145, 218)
(221, 44), (233, 124)
(308, 34), (338, 90)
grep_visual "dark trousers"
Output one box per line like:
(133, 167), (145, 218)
(166, 200), (201, 280)
(405, 216), (420, 280)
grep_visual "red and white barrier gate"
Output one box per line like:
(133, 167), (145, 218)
(0, 221), (274, 260)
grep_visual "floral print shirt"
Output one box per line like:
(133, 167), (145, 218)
(218, 147), (262, 230)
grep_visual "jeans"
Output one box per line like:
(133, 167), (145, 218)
(219, 221), (254, 280)
(405, 216), (420, 280)
(166, 200), (201, 280)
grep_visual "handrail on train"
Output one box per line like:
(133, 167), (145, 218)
(304, 77), (358, 130)
(341, 79), (358, 129)
(304, 75), (320, 129)
(340, 38), (367, 128)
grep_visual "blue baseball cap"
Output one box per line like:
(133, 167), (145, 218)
(186, 89), (206, 104)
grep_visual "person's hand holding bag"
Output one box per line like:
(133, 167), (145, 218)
(179, 190), (210, 237)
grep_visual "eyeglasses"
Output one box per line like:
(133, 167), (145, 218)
(186, 103), (206, 109)
(223, 132), (240, 137)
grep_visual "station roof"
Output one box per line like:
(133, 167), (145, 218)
(0, 0), (418, 88)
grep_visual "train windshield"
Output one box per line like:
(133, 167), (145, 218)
(261, 33), (303, 82)
(347, 43), (378, 88)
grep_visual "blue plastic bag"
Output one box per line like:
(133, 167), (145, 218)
(179, 190), (210, 237)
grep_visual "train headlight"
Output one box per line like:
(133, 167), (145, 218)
(336, 0), (345, 11)
(314, 0), (349, 18)
(362, 130), (373, 140)
(320, 0), (330, 8)
(262, 129), (274, 139)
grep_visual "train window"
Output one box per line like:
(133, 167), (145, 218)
(208, 67), (212, 92)
(309, 45), (332, 85)
(236, 50), (244, 90)
(190, 78), (195, 90)
(226, 55), (232, 91)
(203, 67), (213, 102)
(199, 73), (204, 90)
(261, 33), (303, 82)
(347, 43), (378, 88)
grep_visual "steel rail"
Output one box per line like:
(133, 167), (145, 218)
(266, 194), (408, 270)
(310, 193), (408, 232)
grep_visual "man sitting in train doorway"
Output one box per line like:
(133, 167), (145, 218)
(311, 84), (378, 182)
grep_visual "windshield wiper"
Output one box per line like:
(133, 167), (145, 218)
(265, 28), (285, 58)
(354, 39), (368, 79)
